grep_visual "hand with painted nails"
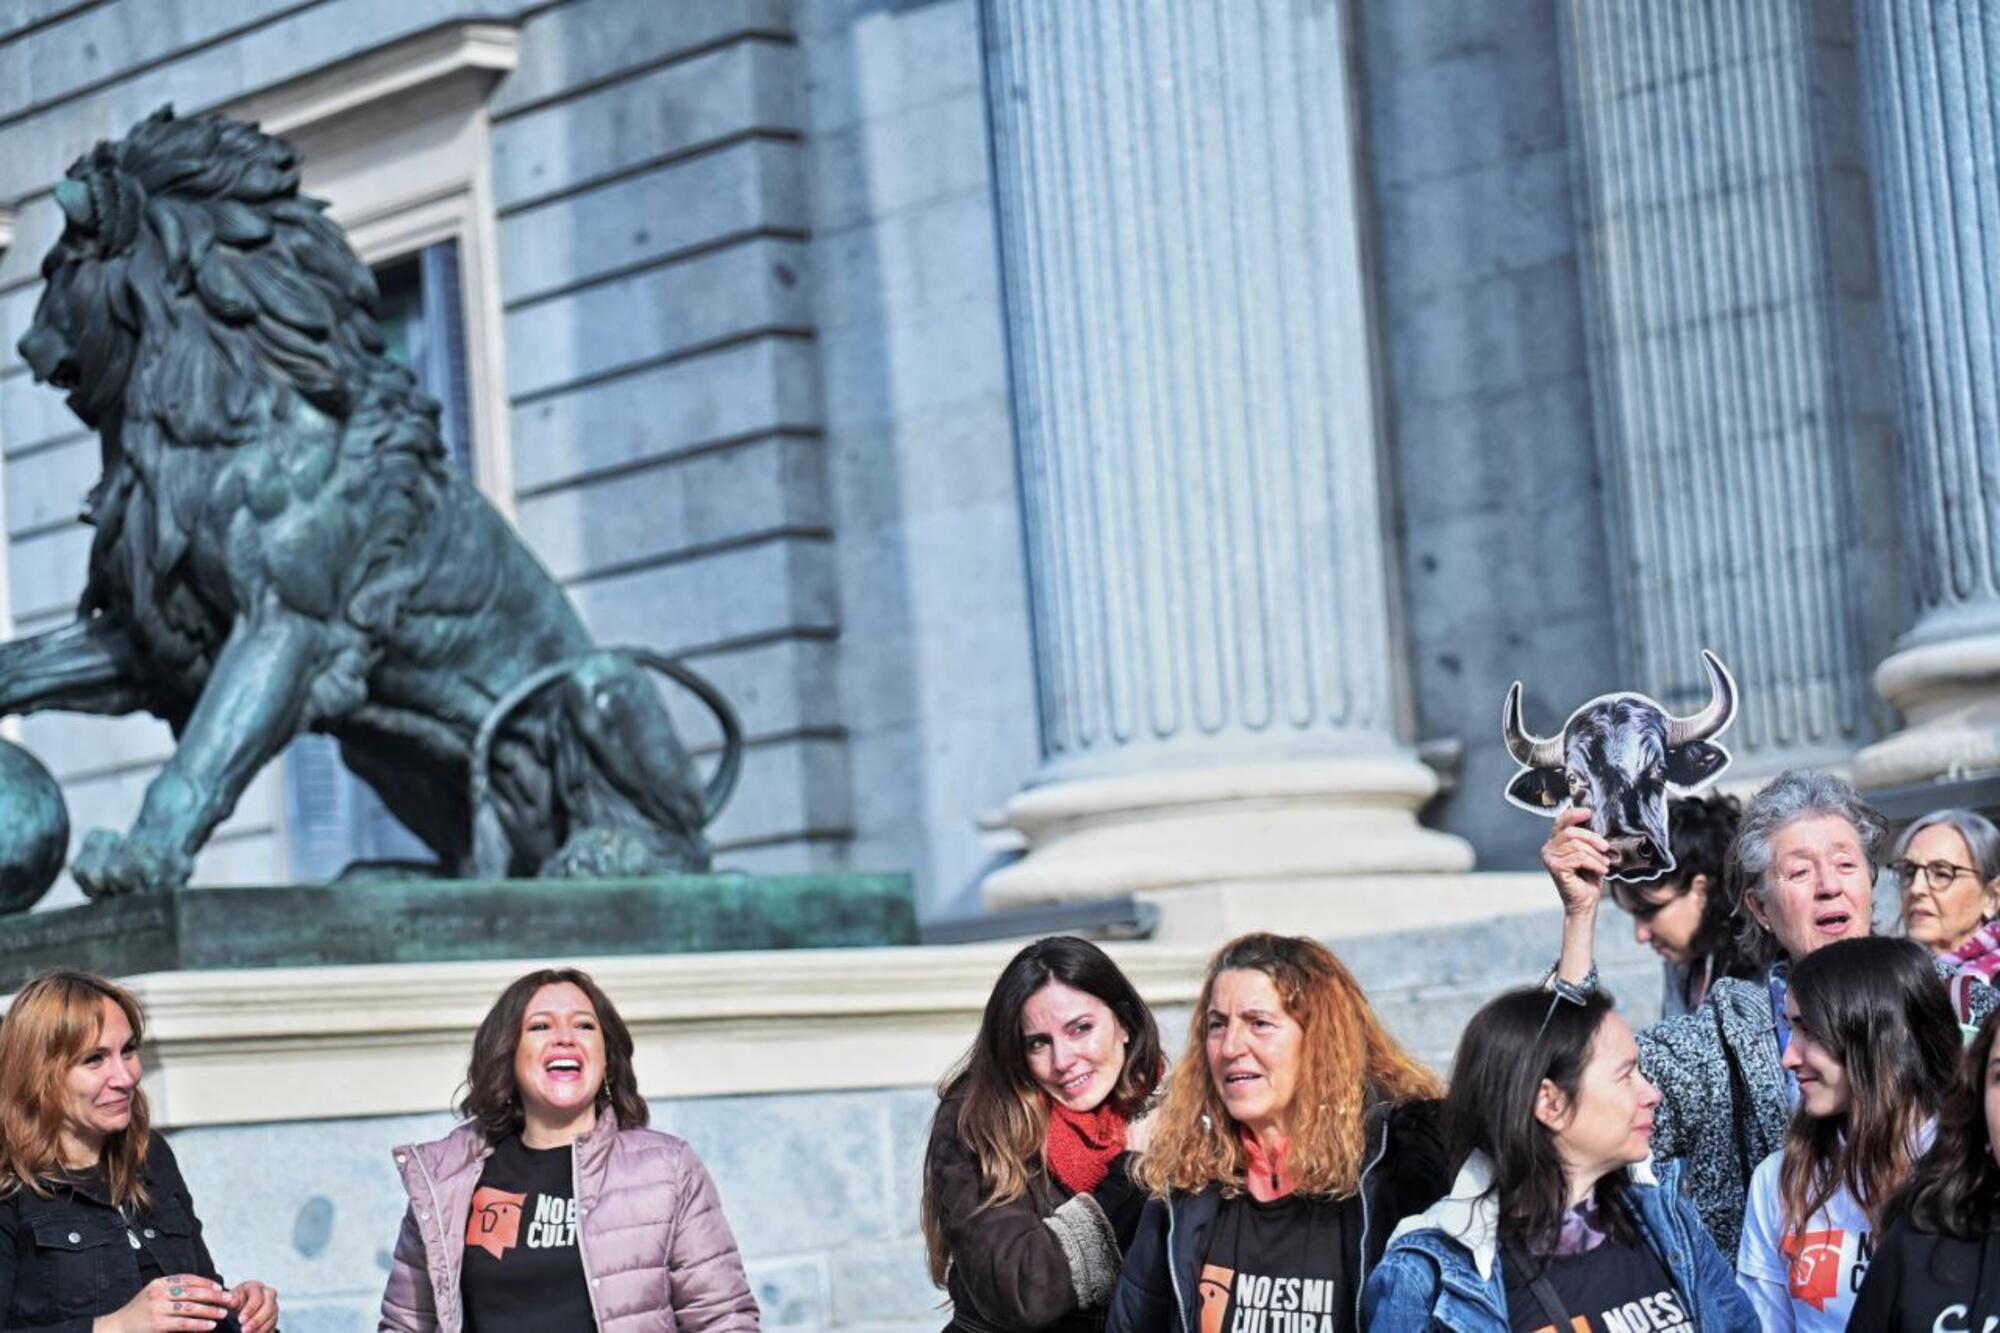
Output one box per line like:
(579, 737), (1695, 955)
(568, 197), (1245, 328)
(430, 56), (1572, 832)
(92, 1274), (231, 1331)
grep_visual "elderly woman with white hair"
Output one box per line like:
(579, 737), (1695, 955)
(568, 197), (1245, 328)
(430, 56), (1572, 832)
(1894, 807), (2000, 960)
(1540, 769), (1999, 1257)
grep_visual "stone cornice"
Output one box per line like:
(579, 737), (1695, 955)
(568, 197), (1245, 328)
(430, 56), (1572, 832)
(0, 207), (13, 254)
(227, 21), (520, 138)
(116, 942), (1210, 1128)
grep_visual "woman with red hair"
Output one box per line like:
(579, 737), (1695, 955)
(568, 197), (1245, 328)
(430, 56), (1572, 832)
(1107, 933), (1448, 1333)
(0, 969), (278, 1332)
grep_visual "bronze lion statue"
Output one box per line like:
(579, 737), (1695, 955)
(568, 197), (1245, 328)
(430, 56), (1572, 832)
(4, 106), (741, 900)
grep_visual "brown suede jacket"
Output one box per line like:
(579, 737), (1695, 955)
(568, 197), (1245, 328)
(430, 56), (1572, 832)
(926, 1092), (1145, 1333)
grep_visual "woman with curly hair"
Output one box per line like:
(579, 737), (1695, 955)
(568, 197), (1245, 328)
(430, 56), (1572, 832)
(378, 966), (757, 1333)
(1736, 937), (1960, 1331)
(1106, 933), (1446, 1333)
(921, 935), (1164, 1332)
(1852, 1004), (2000, 1326)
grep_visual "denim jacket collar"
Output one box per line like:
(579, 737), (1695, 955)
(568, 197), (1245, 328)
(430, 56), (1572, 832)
(1388, 1150), (1661, 1281)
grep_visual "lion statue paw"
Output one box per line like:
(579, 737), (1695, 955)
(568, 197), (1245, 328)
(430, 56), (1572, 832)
(73, 828), (191, 899)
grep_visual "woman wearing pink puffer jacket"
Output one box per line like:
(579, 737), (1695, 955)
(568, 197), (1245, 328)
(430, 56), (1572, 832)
(377, 967), (760, 1332)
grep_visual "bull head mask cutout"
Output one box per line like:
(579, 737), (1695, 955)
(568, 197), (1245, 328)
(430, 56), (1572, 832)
(1501, 649), (1737, 883)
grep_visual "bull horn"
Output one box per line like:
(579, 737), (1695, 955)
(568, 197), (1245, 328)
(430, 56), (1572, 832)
(1502, 682), (1563, 768)
(1664, 650), (1737, 748)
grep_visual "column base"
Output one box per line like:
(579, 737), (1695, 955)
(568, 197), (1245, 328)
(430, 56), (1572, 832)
(1854, 632), (2000, 789)
(980, 756), (1475, 911)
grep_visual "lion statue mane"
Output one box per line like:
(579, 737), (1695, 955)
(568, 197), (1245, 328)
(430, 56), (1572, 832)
(3, 105), (741, 901)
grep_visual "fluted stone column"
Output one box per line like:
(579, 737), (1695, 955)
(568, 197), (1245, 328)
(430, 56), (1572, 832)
(978, 0), (1471, 909)
(1852, 0), (2000, 787)
(1559, 0), (1877, 776)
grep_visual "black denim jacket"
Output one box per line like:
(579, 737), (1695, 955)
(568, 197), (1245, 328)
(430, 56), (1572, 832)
(0, 1131), (241, 1333)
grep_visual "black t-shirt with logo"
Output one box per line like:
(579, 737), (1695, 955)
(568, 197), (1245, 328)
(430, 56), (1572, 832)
(460, 1135), (594, 1333)
(1502, 1236), (1690, 1333)
(1197, 1192), (1349, 1333)
(1850, 1216), (2000, 1331)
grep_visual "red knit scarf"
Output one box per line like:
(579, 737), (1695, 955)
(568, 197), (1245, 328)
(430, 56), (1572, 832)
(1239, 1125), (1296, 1202)
(1044, 1100), (1126, 1195)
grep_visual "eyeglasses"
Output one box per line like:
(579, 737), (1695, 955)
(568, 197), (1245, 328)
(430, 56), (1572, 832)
(1891, 859), (1982, 892)
(1536, 980), (1590, 1044)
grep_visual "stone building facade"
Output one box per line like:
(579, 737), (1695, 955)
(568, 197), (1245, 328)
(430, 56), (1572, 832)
(0, 0), (1993, 1327)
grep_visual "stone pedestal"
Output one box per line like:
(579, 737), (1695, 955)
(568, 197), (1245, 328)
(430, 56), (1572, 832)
(0, 875), (914, 991)
(1851, 1), (2000, 788)
(1848, 0), (2000, 786)
(1558, 0), (1878, 778)
(978, 0), (1469, 911)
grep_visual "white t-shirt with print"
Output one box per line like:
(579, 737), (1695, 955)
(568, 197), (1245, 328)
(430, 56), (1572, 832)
(1736, 1149), (1874, 1332)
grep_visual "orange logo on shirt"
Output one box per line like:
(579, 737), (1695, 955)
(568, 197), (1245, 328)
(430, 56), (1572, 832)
(466, 1187), (527, 1260)
(1781, 1228), (1846, 1311)
(1197, 1263), (1232, 1333)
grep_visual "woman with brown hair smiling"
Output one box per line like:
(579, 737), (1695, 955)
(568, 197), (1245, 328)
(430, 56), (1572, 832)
(1106, 933), (1447, 1333)
(921, 935), (1165, 1332)
(378, 966), (757, 1333)
(0, 969), (279, 1333)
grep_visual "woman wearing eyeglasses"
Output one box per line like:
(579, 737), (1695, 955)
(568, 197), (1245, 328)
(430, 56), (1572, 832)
(1893, 809), (2000, 970)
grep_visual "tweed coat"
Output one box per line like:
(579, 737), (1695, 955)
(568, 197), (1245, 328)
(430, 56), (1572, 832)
(1614, 961), (1995, 1257)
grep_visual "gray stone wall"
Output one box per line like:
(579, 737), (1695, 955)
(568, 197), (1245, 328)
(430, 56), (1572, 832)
(801, 0), (1038, 918)
(1359, 0), (1619, 869)
(489, 0), (851, 878)
(0, 0), (878, 901)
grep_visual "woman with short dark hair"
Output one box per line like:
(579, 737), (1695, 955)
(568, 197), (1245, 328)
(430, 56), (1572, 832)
(378, 966), (757, 1332)
(1362, 987), (1755, 1332)
(921, 935), (1164, 1332)
(1851, 1005), (2000, 1327)
(0, 968), (279, 1333)
(1605, 793), (1753, 1016)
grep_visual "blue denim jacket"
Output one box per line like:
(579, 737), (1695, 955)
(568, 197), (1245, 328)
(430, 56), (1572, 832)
(1359, 1152), (1757, 1332)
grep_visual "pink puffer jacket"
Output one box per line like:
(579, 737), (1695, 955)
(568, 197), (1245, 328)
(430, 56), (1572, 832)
(377, 1111), (759, 1333)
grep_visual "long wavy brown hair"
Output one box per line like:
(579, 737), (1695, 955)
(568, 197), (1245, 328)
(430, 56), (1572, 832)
(1894, 1004), (2000, 1238)
(1779, 938), (1957, 1235)
(458, 968), (649, 1142)
(0, 970), (152, 1208)
(1136, 933), (1440, 1200)
(920, 936), (1163, 1287)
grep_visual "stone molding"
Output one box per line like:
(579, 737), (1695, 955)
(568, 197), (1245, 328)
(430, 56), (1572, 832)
(106, 944), (1210, 1129)
(0, 207), (12, 255)
(1559, 0), (1873, 774)
(226, 22), (521, 139)
(984, 759), (1473, 907)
